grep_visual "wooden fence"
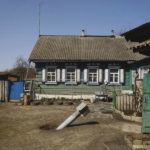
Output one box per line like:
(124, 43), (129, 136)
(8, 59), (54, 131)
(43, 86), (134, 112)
(115, 95), (135, 112)
(0, 80), (8, 102)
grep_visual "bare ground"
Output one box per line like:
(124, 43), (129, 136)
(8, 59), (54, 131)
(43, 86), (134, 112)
(0, 102), (135, 150)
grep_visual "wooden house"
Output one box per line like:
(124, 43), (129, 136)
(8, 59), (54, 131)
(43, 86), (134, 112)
(122, 22), (150, 80)
(29, 32), (146, 100)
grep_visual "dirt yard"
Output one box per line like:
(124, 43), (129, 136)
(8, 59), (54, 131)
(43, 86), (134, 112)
(0, 102), (140, 150)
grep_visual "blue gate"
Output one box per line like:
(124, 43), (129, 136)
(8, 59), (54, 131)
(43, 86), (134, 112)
(9, 81), (24, 100)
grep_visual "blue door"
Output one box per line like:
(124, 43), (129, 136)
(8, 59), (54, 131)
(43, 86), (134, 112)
(9, 82), (24, 100)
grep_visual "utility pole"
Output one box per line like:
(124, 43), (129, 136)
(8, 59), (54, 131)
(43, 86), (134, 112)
(39, 0), (41, 36)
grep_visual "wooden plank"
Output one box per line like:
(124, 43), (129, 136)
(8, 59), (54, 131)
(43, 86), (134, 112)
(5, 81), (8, 102)
(127, 96), (130, 111)
(118, 96), (121, 111)
(0, 81), (1, 101)
(130, 96), (133, 111)
(1, 81), (4, 101)
(116, 95), (118, 110)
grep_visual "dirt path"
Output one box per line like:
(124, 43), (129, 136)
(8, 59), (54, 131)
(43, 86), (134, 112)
(0, 102), (134, 150)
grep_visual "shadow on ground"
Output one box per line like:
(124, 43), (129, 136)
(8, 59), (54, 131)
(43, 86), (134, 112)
(67, 121), (99, 127)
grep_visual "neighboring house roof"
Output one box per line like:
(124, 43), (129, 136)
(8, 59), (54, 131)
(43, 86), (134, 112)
(121, 22), (150, 42)
(0, 72), (19, 80)
(130, 39), (150, 49)
(29, 35), (147, 62)
(121, 22), (150, 57)
(130, 40), (150, 56)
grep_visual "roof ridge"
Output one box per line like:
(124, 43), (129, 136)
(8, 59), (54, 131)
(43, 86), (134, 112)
(39, 35), (114, 38)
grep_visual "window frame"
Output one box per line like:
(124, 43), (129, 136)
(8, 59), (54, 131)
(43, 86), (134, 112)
(88, 67), (99, 85)
(139, 65), (150, 79)
(65, 67), (77, 84)
(45, 67), (57, 84)
(109, 67), (120, 84)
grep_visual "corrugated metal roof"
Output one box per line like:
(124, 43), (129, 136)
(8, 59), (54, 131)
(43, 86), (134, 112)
(29, 35), (147, 62)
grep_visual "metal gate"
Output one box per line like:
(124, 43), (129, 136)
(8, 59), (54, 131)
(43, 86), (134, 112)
(9, 81), (24, 100)
(142, 72), (150, 133)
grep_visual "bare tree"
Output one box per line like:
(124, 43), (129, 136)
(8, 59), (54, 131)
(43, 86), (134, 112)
(14, 56), (29, 68)
(116, 27), (131, 36)
(10, 56), (36, 80)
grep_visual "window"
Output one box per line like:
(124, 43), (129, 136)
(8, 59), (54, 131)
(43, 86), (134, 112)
(47, 68), (56, 82)
(88, 68), (98, 83)
(66, 68), (76, 83)
(110, 69), (119, 84)
(140, 66), (150, 79)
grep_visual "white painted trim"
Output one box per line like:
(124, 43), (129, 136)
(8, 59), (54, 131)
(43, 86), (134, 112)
(109, 68), (120, 84)
(62, 69), (66, 82)
(99, 69), (103, 83)
(42, 68), (46, 82)
(57, 69), (60, 82)
(35, 93), (95, 100)
(77, 69), (80, 82)
(88, 67), (99, 84)
(104, 69), (109, 84)
(66, 67), (77, 83)
(84, 69), (87, 82)
(120, 69), (124, 83)
(138, 65), (150, 79)
(46, 67), (57, 83)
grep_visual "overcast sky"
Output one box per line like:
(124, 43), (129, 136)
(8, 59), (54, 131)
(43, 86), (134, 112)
(0, 0), (150, 71)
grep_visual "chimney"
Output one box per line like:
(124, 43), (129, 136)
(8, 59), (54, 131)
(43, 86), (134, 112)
(82, 29), (85, 36)
(111, 30), (114, 36)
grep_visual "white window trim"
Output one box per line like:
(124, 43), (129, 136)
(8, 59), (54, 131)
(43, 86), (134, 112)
(88, 67), (99, 85)
(46, 67), (57, 84)
(139, 65), (150, 79)
(109, 67), (120, 84)
(66, 67), (77, 84)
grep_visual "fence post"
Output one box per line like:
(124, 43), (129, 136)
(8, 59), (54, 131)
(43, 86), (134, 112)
(112, 91), (116, 111)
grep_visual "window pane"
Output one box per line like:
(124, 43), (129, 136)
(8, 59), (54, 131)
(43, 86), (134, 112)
(67, 68), (76, 82)
(88, 68), (98, 83)
(93, 77), (97, 82)
(47, 68), (56, 82)
(89, 77), (92, 82)
(48, 68), (55, 72)
(67, 75), (70, 79)
(110, 76), (113, 82)
(115, 77), (118, 82)
(110, 69), (118, 73)
(89, 69), (97, 73)
(47, 76), (51, 80)
(67, 68), (75, 72)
